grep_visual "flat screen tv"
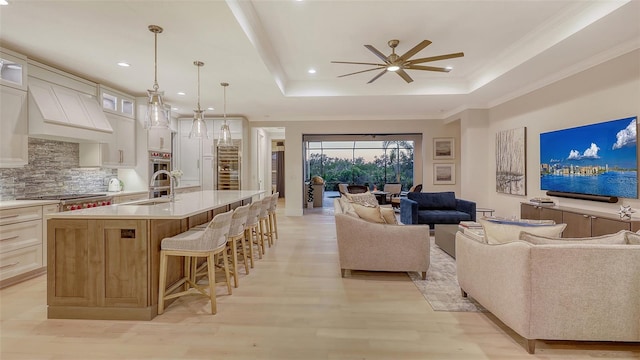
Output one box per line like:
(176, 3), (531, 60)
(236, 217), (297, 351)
(540, 116), (638, 199)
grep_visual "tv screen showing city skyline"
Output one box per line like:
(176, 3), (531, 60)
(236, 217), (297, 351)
(540, 116), (638, 199)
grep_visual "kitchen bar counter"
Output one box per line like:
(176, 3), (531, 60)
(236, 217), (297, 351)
(46, 190), (265, 321)
(47, 190), (264, 220)
(0, 199), (60, 210)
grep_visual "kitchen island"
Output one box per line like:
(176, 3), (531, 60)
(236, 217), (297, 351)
(45, 190), (265, 320)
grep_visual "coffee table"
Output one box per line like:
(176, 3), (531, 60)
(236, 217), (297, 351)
(434, 224), (459, 258)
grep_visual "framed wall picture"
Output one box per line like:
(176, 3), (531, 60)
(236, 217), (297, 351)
(433, 163), (455, 185)
(433, 137), (454, 159)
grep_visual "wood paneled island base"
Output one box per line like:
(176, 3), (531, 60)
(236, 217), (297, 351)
(45, 190), (264, 320)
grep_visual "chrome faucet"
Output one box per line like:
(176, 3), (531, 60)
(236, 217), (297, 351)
(150, 170), (175, 202)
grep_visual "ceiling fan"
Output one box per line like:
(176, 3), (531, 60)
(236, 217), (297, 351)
(331, 39), (464, 84)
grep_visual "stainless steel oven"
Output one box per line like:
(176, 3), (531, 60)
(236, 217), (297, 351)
(149, 151), (172, 198)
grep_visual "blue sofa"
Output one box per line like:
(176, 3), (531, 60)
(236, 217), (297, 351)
(400, 192), (476, 229)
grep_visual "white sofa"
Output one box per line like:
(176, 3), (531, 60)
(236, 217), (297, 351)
(334, 199), (430, 279)
(455, 230), (640, 353)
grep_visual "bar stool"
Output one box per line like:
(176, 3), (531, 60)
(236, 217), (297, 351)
(158, 209), (233, 315)
(268, 192), (280, 241)
(258, 196), (274, 248)
(245, 199), (264, 265)
(226, 203), (250, 288)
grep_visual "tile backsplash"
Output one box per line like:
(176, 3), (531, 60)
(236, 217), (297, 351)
(0, 138), (117, 200)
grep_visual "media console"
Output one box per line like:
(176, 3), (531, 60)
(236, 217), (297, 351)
(521, 202), (640, 238)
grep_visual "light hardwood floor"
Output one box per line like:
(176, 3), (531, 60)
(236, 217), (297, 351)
(1, 200), (638, 359)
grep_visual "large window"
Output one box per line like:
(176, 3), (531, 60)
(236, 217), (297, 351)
(304, 135), (418, 191)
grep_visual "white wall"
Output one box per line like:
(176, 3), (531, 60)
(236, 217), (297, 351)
(460, 49), (640, 218)
(250, 119), (459, 216)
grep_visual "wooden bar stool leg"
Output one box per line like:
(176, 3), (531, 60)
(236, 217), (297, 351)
(207, 252), (217, 314)
(273, 212), (278, 240)
(239, 234), (250, 274)
(222, 250), (232, 295)
(157, 251), (168, 315)
(229, 239), (239, 288)
(245, 228), (255, 267)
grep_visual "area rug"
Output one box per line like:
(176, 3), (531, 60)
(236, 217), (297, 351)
(409, 238), (487, 312)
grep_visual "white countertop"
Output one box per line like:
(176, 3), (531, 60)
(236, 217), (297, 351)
(0, 199), (61, 210)
(45, 190), (266, 220)
(104, 190), (150, 196)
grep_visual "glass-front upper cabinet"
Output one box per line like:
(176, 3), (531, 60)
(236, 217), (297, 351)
(98, 84), (135, 119)
(0, 48), (28, 91)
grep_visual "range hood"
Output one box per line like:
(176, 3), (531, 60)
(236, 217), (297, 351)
(28, 77), (113, 143)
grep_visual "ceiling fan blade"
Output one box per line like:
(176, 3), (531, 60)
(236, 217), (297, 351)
(364, 45), (389, 63)
(367, 69), (388, 83)
(408, 52), (465, 65)
(338, 67), (385, 78)
(396, 69), (414, 83)
(331, 61), (387, 67)
(406, 65), (450, 72)
(398, 40), (432, 61)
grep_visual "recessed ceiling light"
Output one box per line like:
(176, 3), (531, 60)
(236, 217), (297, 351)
(177, 92), (186, 96)
(172, 107), (179, 111)
(308, 68), (316, 74)
(117, 62), (130, 67)
(207, 107), (214, 110)
(0, 0), (8, 5)
(445, 66), (453, 71)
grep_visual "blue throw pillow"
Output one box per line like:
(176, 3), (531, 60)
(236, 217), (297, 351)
(408, 191), (456, 210)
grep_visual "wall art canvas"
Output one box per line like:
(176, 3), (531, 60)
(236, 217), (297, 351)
(496, 127), (526, 195)
(433, 163), (455, 185)
(433, 138), (454, 159)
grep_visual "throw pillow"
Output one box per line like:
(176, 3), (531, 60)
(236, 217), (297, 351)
(352, 203), (385, 223)
(380, 207), (398, 225)
(519, 230), (628, 245)
(345, 191), (379, 207)
(626, 231), (640, 245)
(479, 218), (566, 244)
(338, 196), (359, 218)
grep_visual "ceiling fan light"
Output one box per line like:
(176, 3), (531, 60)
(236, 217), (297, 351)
(387, 65), (400, 72)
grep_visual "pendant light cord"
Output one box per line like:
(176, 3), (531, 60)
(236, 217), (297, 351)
(148, 25), (163, 91)
(222, 82), (229, 124)
(153, 31), (159, 91)
(196, 62), (201, 110)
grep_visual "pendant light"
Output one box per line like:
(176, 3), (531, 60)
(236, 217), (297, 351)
(217, 82), (233, 147)
(188, 61), (208, 139)
(144, 25), (170, 130)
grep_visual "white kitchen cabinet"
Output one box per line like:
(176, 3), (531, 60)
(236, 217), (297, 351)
(201, 156), (215, 190)
(147, 127), (173, 152)
(101, 114), (136, 167)
(0, 205), (47, 288)
(0, 85), (29, 168)
(79, 113), (136, 168)
(178, 119), (202, 184)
